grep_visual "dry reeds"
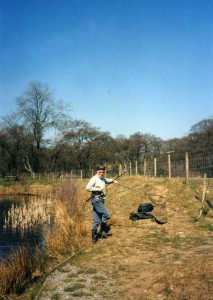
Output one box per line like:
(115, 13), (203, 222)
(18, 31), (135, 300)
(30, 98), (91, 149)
(0, 245), (44, 295)
(0, 179), (87, 297)
(46, 179), (87, 259)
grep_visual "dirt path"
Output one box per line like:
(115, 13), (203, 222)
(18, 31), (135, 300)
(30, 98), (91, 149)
(38, 179), (213, 300)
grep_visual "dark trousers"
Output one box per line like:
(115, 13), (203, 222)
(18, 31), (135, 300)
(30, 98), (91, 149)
(91, 198), (110, 231)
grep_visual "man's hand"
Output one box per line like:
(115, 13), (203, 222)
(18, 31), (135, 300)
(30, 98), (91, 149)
(113, 180), (118, 184)
(95, 187), (103, 191)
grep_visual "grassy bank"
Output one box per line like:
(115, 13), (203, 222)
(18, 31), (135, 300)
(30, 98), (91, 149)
(0, 176), (212, 299)
(66, 176), (213, 300)
(0, 179), (88, 299)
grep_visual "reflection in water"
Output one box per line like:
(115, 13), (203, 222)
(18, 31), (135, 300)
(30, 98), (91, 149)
(0, 196), (54, 260)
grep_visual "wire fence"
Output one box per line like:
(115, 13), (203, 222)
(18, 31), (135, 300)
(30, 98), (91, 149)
(2, 148), (213, 181)
(44, 148), (213, 180)
(118, 150), (213, 180)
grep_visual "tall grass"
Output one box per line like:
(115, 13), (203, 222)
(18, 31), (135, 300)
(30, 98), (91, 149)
(0, 245), (44, 295)
(45, 179), (87, 259)
(0, 179), (87, 297)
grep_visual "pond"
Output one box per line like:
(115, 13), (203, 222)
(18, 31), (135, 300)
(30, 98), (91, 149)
(0, 195), (54, 261)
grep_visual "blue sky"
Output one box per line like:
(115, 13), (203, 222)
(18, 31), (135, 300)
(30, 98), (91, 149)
(0, 0), (212, 140)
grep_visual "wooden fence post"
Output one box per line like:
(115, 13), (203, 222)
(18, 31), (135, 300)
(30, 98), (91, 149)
(124, 163), (127, 175)
(143, 159), (146, 176)
(80, 170), (83, 179)
(185, 152), (189, 184)
(168, 153), (171, 178)
(119, 164), (122, 176)
(135, 161), (138, 175)
(154, 157), (157, 177)
(129, 162), (132, 176)
(196, 173), (207, 219)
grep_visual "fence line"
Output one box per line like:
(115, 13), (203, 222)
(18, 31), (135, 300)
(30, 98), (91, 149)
(2, 149), (213, 181)
(47, 150), (213, 180)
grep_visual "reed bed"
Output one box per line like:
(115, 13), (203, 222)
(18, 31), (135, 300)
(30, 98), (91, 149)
(0, 245), (44, 295)
(0, 178), (87, 297)
(45, 179), (87, 259)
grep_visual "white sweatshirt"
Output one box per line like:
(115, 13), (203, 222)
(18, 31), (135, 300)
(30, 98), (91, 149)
(86, 174), (113, 195)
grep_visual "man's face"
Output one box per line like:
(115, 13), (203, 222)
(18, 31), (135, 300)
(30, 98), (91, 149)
(97, 170), (105, 178)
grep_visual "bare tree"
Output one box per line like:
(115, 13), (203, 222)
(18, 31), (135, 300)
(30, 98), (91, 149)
(113, 135), (130, 164)
(16, 81), (70, 172)
(0, 118), (33, 176)
(128, 132), (163, 161)
(62, 119), (112, 172)
(188, 117), (213, 151)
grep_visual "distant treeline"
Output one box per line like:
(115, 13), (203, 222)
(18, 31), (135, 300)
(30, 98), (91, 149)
(0, 81), (213, 178)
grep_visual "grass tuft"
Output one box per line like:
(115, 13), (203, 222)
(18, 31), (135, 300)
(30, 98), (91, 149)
(0, 245), (44, 295)
(64, 282), (85, 292)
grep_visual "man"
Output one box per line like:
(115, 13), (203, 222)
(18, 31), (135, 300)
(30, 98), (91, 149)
(86, 166), (117, 244)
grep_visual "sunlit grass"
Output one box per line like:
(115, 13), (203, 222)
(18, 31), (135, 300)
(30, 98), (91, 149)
(0, 176), (212, 299)
(0, 245), (44, 295)
(45, 179), (87, 259)
(160, 259), (213, 300)
(64, 282), (85, 292)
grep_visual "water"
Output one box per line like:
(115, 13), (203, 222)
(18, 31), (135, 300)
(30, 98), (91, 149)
(0, 196), (54, 261)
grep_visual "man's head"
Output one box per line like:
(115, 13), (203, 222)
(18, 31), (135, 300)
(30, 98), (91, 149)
(96, 166), (105, 178)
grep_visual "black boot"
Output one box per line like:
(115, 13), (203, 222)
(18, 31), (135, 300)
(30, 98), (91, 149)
(99, 222), (111, 238)
(92, 229), (99, 244)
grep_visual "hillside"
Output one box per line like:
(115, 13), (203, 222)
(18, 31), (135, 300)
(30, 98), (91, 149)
(27, 177), (213, 299)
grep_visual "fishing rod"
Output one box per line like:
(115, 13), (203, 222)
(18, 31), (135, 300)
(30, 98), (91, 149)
(114, 182), (166, 205)
(85, 169), (128, 203)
